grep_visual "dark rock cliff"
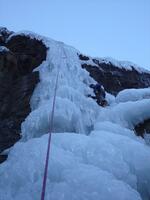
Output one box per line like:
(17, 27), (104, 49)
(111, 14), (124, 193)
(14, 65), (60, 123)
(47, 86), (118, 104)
(0, 27), (47, 163)
(79, 54), (150, 95)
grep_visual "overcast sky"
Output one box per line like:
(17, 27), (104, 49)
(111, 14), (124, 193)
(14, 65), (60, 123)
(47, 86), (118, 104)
(1, 0), (150, 69)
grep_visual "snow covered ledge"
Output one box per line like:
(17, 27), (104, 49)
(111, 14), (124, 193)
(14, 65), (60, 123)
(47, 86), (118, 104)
(97, 99), (150, 136)
(115, 88), (150, 137)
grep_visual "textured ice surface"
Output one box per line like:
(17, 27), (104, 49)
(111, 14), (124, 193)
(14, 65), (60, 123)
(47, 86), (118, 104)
(0, 131), (147, 200)
(116, 88), (150, 103)
(98, 99), (150, 129)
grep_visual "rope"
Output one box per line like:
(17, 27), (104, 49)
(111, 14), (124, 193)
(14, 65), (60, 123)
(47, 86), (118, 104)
(40, 43), (68, 200)
(40, 66), (60, 200)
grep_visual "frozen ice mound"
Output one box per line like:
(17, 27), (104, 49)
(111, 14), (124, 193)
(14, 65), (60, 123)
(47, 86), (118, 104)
(1, 130), (149, 200)
(98, 99), (150, 129)
(116, 88), (150, 103)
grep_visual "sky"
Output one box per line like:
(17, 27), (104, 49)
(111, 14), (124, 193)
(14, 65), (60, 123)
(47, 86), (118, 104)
(0, 0), (150, 69)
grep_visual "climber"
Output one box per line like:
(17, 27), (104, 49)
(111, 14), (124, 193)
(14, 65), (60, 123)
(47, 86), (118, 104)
(88, 83), (108, 107)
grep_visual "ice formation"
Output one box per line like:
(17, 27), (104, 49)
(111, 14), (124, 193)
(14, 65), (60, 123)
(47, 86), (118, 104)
(0, 31), (150, 200)
(116, 88), (150, 103)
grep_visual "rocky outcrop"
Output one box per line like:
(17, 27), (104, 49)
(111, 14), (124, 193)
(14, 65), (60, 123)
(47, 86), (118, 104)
(0, 28), (47, 163)
(79, 54), (150, 95)
(135, 119), (150, 137)
(6, 35), (47, 75)
(0, 27), (13, 46)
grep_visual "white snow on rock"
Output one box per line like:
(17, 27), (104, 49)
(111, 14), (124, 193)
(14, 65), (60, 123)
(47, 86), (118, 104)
(96, 57), (150, 73)
(0, 46), (10, 52)
(116, 88), (150, 103)
(80, 53), (150, 74)
(0, 31), (150, 200)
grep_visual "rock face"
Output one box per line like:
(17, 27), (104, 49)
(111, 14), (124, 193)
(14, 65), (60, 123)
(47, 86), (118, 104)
(0, 27), (47, 163)
(0, 27), (13, 46)
(79, 54), (150, 95)
(135, 119), (150, 137)
(6, 35), (47, 75)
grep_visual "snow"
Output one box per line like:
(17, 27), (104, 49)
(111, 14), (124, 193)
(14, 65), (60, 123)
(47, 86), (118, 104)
(98, 99), (150, 129)
(8, 31), (150, 74)
(144, 134), (150, 145)
(105, 92), (116, 105)
(0, 46), (9, 52)
(95, 57), (150, 73)
(0, 132), (145, 200)
(0, 31), (150, 200)
(79, 53), (150, 74)
(116, 88), (150, 103)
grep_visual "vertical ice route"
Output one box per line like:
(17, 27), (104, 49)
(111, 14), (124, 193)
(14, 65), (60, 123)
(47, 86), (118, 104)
(1, 32), (150, 200)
